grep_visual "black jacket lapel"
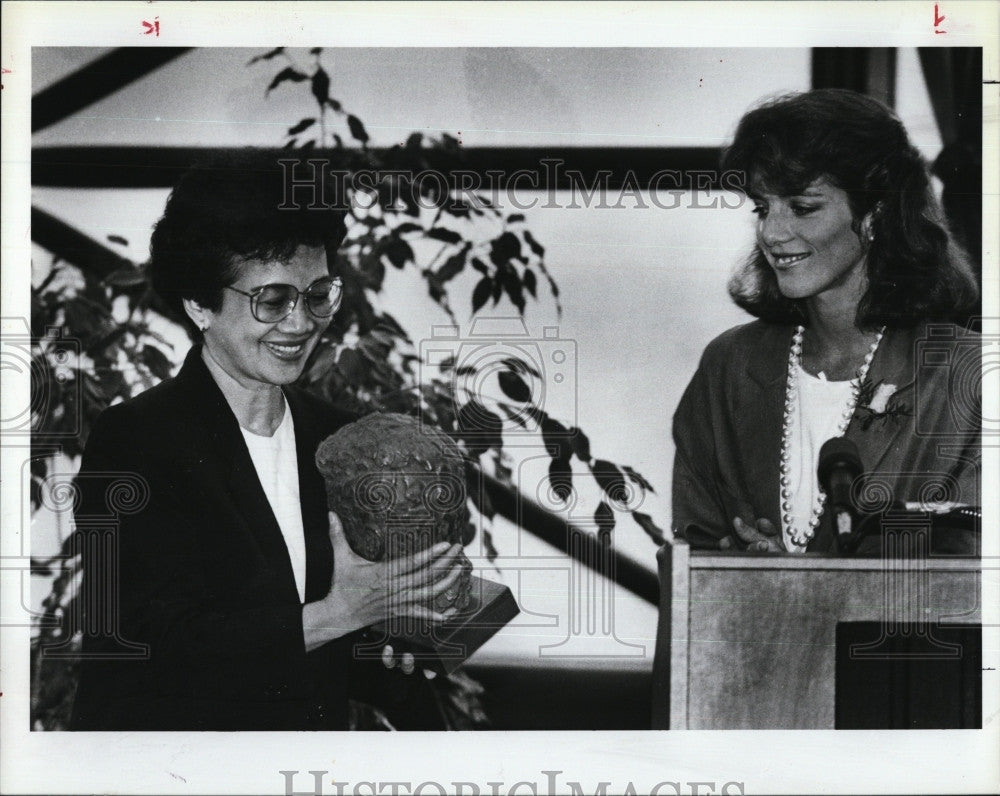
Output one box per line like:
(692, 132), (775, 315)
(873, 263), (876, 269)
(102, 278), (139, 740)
(737, 324), (793, 531)
(844, 323), (918, 475)
(173, 346), (301, 603)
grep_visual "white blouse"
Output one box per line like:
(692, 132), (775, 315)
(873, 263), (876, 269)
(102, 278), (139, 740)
(783, 364), (854, 553)
(240, 399), (307, 602)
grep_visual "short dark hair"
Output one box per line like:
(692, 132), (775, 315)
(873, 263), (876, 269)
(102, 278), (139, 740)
(150, 151), (348, 334)
(721, 89), (979, 328)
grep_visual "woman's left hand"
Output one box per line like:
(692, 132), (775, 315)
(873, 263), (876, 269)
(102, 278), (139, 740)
(381, 644), (436, 679)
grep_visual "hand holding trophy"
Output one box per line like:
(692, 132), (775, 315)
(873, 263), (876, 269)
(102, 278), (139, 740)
(316, 413), (519, 674)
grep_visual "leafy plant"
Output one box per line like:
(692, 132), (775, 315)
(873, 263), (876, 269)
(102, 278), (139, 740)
(29, 247), (174, 730)
(250, 47), (665, 549)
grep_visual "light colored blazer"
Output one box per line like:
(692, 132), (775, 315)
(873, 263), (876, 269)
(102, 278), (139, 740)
(671, 319), (981, 552)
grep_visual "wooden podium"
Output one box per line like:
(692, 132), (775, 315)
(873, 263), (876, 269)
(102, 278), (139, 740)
(651, 538), (982, 729)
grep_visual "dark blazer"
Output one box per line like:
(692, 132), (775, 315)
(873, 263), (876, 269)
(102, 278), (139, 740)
(672, 319), (981, 552)
(69, 345), (361, 730)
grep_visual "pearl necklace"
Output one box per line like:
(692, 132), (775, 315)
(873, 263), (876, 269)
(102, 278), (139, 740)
(780, 325), (885, 548)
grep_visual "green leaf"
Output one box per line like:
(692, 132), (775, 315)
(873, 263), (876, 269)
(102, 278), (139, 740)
(632, 511), (667, 545)
(425, 273), (446, 304)
(498, 370), (531, 403)
(471, 277), (491, 314)
(337, 347), (367, 383)
(524, 229), (545, 258)
(438, 354), (456, 372)
(591, 459), (630, 506)
(436, 247), (468, 283)
(359, 249), (386, 289)
(383, 238), (414, 269)
(489, 232), (522, 267)
(347, 114), (369, 144)
(501, 357), (541, 378)
(541, 415), (572, 461)
(499, 264), (525, 313)
(623, 465), (656, 494)
(30, 479), (42, 513)
(139, 346), (173, 382)
(569, 427), (591, 462)
(357, 335), (391, 363)
(426, 227), (463, 245)
(311, 67), (331, 105)
(548, 458), (573, 503)
(522, 267), (537, 298)
(247, 47), (285, 66)
(375, 313), (411, 342)
(595, 500), (615, 539)
(266, 66), (308, 95)
(480, 528), (499, 564)
(394, 222), (423, 235)
(490, 275), (503, 305)
(287, 117), (316, 136)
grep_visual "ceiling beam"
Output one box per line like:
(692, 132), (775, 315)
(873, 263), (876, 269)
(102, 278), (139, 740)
(32, 145), (726, 190)
(32, 48), (193, 134)
(31, 206), (132, 278)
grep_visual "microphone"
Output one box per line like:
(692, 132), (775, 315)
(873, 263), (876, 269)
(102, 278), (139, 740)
(817, 437), (863, 552)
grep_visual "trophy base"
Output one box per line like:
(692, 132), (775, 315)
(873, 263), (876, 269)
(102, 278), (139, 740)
(370, 576), (520, 674)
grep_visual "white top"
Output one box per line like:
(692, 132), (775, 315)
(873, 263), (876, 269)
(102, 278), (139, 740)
(240, 399), (307, 603)
(784, 364), (854, 553)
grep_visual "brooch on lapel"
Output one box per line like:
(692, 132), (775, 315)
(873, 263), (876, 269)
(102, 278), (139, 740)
(855, 380), (911, 431)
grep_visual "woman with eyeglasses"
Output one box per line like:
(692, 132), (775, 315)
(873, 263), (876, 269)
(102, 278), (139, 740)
(69, 155), (465, 730)
(670, 89), (980, 555)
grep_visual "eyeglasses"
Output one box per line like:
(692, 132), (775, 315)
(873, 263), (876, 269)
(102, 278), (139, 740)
(225, 277), (343, 323)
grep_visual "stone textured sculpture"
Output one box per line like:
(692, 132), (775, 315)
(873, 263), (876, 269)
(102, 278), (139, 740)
(316, 412), (473, 611)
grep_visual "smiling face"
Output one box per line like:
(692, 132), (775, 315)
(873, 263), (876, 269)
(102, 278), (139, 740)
(752, 179), (869, 306)
(198, 245), (333, 389)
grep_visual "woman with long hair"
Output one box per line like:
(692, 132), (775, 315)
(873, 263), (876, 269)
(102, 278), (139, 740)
(671, 89), (980, 553)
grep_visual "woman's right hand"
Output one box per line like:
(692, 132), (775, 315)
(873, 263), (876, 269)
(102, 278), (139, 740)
(731, 516), (786, 553)
(303, 512), (465, 651)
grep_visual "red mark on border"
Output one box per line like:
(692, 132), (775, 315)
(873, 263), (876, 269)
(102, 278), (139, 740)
(142, 16), (160, 36)
(934, 4), (946, 33)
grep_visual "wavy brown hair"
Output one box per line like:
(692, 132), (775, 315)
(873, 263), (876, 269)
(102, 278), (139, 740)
(722, 89), (979, 328)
